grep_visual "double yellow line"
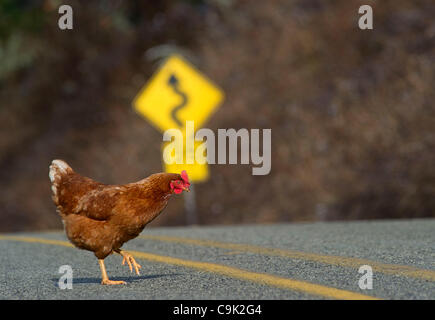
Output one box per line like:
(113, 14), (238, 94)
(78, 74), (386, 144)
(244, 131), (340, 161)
(0, 234), (378, 299)
(4, 234), (431, 300)
(140, 235), (435, 281)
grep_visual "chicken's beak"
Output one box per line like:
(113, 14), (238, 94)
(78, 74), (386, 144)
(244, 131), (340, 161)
(182, 186), (190, 192)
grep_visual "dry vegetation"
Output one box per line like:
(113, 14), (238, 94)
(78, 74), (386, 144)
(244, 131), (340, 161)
(0, 0), (434, 231)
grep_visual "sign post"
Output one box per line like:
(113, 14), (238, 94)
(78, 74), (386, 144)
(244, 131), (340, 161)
(133, 54), (224, 224)
(183, 183), (197, 225)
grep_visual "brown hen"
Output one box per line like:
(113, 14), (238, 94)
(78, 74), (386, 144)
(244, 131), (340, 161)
(49, 159), (190, 285)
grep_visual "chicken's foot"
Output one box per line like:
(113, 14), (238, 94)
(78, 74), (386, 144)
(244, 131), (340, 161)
(98, 259), (126, 285)
(114, 249), (142, 275)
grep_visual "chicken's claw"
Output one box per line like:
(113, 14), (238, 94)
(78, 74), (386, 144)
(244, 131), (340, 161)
(101, 279), (127, 285)
(120, 252), (142, 275)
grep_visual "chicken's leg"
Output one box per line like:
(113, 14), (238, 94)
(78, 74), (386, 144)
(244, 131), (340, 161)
(98, 259), (126, 285)
(114, 249), (142, 275)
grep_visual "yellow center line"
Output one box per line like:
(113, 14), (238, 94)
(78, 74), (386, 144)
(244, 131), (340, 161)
(139, 235), (435, 281)
(0, 235), (379, 300)
(0, 235), (74, 248)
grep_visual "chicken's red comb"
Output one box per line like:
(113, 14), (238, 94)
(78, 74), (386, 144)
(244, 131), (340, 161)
(181, 170), (189, 184)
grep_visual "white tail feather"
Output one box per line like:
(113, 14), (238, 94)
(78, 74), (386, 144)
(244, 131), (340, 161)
(49, 159), (72, 203)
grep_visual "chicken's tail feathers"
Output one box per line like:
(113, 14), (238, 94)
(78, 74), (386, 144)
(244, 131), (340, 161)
(49, 159), (73, 204)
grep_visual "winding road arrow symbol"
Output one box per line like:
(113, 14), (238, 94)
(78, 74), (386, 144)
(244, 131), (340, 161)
(168, 74), (188, 127)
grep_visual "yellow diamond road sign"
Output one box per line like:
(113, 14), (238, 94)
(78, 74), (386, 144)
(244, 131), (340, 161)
(133, 54), (224, 183)
(133, 54), (224, 132)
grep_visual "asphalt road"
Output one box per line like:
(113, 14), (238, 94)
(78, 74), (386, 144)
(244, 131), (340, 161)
(0, 219), (433, 300)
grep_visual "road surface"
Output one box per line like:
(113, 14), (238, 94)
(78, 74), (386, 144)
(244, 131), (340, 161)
(0, 219), (434, 299)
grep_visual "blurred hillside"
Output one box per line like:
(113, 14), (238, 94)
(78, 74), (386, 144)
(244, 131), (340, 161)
(0, 0), (434, 232)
